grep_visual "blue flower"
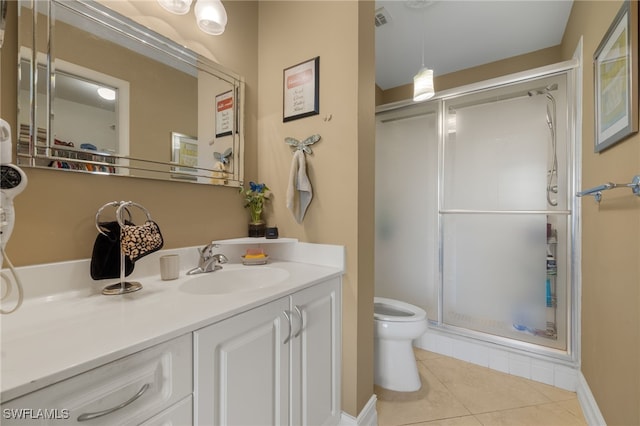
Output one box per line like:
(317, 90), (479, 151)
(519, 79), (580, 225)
(240, 182), (270, 223)
(250, 181), (265, 193)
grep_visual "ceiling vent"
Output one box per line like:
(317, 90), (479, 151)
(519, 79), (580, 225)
(375, 7), (391, 27)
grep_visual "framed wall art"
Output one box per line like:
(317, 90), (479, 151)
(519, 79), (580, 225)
(215, 90), (234, 138)
(593, 0), (638, 152)
(283, 56), (319, 122)
(171, 132), (198, 181)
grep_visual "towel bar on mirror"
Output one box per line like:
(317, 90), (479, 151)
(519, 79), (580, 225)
(576, 175), (640, 203)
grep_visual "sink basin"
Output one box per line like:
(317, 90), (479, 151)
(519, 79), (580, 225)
(179, 267), (290, 295)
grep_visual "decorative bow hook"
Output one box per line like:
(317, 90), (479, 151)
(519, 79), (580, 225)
(214, 147), (233, 164)
(285, 134), (321, 155)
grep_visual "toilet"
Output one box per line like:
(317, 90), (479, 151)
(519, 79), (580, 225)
(374, 297), (428, 392)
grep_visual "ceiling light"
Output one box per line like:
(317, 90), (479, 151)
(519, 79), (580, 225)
(157, 0), (193, 15)
(413, 67), (434, 101)
(194, 0), (228, 35)
(97, 87), (116, 101)
(410, 0), (435, 102)
(157, 0), (227, 35)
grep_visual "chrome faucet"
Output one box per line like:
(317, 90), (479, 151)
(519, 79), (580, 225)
(187, 243), (228, 275)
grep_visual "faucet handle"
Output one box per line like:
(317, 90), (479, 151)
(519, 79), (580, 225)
(199, 242), (219, 258)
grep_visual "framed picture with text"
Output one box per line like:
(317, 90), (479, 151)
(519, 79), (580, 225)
(170, 132), (198, 181)
(215, 90), (234, 138)
(593, 0), (638, 152)
(283, 56), (319, 122)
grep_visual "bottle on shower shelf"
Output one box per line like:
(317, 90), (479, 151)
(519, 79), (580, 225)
(546, 251), (557, 276)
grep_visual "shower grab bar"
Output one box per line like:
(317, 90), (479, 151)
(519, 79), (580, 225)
(576, 175), (640, 203)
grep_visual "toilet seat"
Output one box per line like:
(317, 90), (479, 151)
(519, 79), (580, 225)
(374, 297), (427, 322)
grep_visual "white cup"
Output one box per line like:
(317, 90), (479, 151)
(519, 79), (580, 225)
(160, 254), (180, 280)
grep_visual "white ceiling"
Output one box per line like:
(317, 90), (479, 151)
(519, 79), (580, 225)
(375, 0), (574, 90)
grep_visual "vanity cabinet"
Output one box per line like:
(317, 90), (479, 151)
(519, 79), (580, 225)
(1, 335), (193, 425)
(194, 277), (341, 426)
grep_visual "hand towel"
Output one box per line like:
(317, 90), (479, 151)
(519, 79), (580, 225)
(286, 150), (313, 223)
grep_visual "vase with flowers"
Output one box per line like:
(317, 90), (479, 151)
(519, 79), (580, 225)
(240, 181), (270, 237)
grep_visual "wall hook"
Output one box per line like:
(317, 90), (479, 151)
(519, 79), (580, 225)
(285, 134), (321, 155)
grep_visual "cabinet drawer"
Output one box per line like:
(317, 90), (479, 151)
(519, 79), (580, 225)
(140, 395), (192, 426)
(1, 334), (192, 425)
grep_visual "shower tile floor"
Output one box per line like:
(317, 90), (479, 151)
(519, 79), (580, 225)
(376, 348), (587, 426)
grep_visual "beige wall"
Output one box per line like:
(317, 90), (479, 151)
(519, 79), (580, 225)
(561, 2), (640, 425)
(256, 1), (375, 416)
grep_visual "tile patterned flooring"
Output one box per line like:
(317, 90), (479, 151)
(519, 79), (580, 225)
(376, 349), (588, 426)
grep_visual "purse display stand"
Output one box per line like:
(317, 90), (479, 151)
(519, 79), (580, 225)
(94, 201), (163, 295)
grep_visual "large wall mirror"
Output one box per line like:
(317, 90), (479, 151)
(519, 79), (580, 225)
(17, 0), (244, 186)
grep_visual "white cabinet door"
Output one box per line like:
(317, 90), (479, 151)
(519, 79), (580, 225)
(290, 278), (341, 426)
(194, 297), (290, 426)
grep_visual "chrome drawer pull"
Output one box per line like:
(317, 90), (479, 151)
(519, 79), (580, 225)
(77, 383), (150, 422)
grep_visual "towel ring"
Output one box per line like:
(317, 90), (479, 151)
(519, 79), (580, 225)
(116, 201), (153, 227)
(95, 201), (132, 236)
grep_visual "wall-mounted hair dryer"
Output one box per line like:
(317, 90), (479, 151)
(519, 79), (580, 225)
(1, 118), (27, 314)
(1, 118), (28, 250)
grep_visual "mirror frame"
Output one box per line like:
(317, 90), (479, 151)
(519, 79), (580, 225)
(17, 0), (245, 187)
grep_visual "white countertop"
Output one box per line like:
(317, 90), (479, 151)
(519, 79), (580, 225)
(0, 257), (342, 402)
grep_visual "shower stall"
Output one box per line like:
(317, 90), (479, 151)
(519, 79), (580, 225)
(375, 61), (579, 363)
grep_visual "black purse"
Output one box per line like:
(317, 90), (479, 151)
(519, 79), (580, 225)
(90, 220), (134, 280)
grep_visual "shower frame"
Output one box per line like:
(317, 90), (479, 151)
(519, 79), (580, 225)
(377, 59), (581, 364)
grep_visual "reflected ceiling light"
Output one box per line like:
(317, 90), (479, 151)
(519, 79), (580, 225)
(409, 0), (435, 102)
(97, 87), (116, 101)
(157, 0), (227, 35)
(157, 0), (193, 15)
(447, 113), (457, 134)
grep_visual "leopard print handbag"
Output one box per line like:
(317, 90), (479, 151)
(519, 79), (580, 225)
(115, 201), (164, 263)
(121, 220), (164, 262)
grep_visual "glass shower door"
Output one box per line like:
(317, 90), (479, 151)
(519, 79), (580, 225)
(440, 75), (570, 350)
(375, 102), (439, 321)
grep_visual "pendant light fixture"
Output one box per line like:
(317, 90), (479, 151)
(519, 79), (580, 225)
(194, 0), (228, 35)
(157, 0), (227, 35)
(410, 1), (435, 101)
(157, 0), (193, 15)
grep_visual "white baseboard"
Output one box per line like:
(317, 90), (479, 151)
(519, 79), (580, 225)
(339, 394), (378, 426)
(576, 372), (606, 426)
